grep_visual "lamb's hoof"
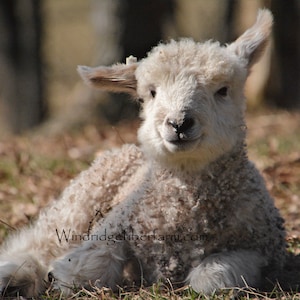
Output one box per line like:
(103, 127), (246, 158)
(48, 271), (55, 283)
(0, 263), (37, 297)
(0, 282), (27, 298)
(0, 259), (48, 297)
(47, 270), (75, 296)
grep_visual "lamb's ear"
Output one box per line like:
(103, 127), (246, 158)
(77, 58), (138, 97)
(227, 9), (273, 68)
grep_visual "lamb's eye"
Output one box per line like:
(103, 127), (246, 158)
(150, 89), (156, 98)
(216, 87), (228, 97)
(138, 98), (144, 104)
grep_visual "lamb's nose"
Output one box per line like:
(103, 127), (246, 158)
(167, 117), (195, 134)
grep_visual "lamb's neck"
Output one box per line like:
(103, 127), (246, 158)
(204, 143), (248, 178)
(151, 142), (248, 179)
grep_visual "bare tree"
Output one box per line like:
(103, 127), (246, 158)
(0, 0), (46, 134)
(265, 0), (300, 109)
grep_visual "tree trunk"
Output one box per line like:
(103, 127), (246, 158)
(0, 0), (46, 134)
(265, 0), (300, 109)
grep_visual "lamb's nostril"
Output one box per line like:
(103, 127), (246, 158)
(167, 118), (195, 139)
(167, 117), (195, 134)
(167, 119), (179, 130)
(178, 117), (195, 133)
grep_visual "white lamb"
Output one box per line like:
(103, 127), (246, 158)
(0, 9), (286, 297)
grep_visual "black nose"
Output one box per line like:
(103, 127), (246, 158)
(167, 117), (195, 134)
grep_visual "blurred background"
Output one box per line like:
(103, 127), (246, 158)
(0, 0), (299, 136)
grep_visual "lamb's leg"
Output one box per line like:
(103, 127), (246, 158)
(0, 145), (143, 297)
(49, 238), (127, 295)
(187, 250), (267, 294)
(0, 212), (79, 297)
(0, 227), (51, 297)
(0, 253), (46, 296)
(0, 180), (99, 297)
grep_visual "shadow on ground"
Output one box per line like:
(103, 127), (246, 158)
(263, 253), (300, 292)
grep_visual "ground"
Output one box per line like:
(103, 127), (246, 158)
(0, 109), (299, 299)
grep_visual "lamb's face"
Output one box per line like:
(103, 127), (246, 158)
(78, 9), (272, 170)
(136, 40), (247, 168)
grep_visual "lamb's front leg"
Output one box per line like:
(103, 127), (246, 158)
(0, 145), (142, 297)
(187, 250), (267, 294)
(49, 238), (128, 295)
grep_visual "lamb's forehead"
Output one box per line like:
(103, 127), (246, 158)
(136, 39), (242, 87)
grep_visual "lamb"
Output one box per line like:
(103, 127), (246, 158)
(0, 9), (286, 297)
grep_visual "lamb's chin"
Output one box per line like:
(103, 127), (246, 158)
(148, 140), (209, 169)
(162, 138), (200, 154)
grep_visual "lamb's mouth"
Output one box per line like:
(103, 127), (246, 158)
(163, 137), (201, 153)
